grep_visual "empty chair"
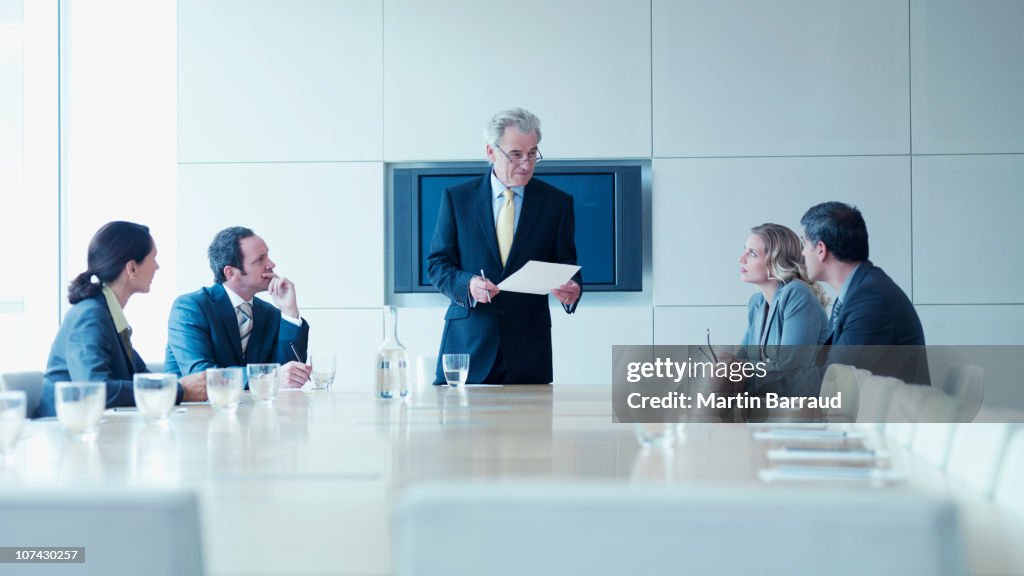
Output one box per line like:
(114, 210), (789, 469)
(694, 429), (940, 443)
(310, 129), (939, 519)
(885, 385), (947, 447)
(940, 364), (984, 422)
(1, 371), (44, 418)
(394, 483), (966, 576)
(0, 490), (204, 576)
(146, 362), (166, 374)
(819, 363), (863, 423)
(945, 408), (1017, 497)
(856, 373), (902, 429)
(995, 427), (1024, 513)
(416, 355), (437, 387)
(911, 392), (961, 468)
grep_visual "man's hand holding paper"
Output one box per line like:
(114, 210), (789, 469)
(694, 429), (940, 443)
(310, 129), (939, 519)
(497, 260), (582, 303)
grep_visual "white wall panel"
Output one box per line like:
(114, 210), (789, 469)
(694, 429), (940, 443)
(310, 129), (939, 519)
(911, 0), (1024, 154)
(913, 155), (1024, 304)
(178, 0), (383, 162)
(177, 162), (383, 308)
(653, 0), (909, 157)
(301, 308), (382, 391)
(918, 305), (1024, 345)
(552, 307), (652, 384)
(653, 306), (748, 345)
(652, 157), (911, 306)
(382, 0), (651, 161)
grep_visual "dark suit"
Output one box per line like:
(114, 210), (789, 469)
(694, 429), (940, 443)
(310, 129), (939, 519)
(35, 294), (168, 418)
(164, 283), (309, 378)
(428, 173), (581, 384)
(823, 260), (929, 384)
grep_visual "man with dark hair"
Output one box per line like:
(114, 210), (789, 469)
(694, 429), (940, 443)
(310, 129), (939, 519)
(800, 201), (928, 384)
(165, 227), (311, 387)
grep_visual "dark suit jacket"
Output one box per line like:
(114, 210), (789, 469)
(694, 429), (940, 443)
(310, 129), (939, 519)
(35, 294), (171, 418)
(751, 260), (929, 398)
(427, 173), (581, 384)
(823, 260), (930, 384)
(164, 283), (310, 379)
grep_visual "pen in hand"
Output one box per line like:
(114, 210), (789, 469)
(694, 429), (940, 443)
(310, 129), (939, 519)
(289, 343), (303, 363)
(480, 269), (492, 303)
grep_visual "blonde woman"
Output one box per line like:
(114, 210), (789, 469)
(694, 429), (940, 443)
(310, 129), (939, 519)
(734, 223), (829, 373)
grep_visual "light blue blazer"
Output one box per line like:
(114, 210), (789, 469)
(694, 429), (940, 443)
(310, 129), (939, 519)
(736, 280), (829, 374)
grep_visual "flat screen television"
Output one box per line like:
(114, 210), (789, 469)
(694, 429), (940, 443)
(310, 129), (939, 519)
(392, 162), (643, 293)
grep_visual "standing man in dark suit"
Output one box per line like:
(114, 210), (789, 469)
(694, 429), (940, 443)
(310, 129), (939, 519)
(165, 226), (311, 387)
(801, 201), (929, 384)
(428, 108), (582, 384)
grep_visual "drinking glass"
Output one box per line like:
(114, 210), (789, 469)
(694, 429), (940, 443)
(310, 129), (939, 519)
(442, 354), (470, 388)
(309, 354), (336, 391)
(133, 373), (178, 424)
(206, 368), (243, 414)
(248, 363), (280, 403)
(0, 391), (27, 462)
(633, 422), (677, 449)
(55, 381), (106, 441)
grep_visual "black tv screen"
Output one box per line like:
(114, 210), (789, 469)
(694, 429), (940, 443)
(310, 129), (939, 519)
(393, 163), (642, 293)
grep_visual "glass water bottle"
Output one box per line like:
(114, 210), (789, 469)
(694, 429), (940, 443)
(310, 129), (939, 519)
(375, 305), (409, 400)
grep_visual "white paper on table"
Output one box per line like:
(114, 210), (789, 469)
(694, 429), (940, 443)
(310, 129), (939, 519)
(497, 260), (581, 295)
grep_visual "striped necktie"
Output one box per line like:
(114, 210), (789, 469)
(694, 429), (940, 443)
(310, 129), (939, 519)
(237, 302), (253, 355)
(497, 189), (515, 266)
(830, 298), (843, 333)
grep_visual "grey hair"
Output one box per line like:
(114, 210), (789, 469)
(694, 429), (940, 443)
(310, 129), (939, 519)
(483, 107), (542, 147)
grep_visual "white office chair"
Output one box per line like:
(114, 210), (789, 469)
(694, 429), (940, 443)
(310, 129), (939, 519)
(0, 490), (204, 576)
(393, 483), (966, 576)
(819, 363), (863, 423)
(940, 364), (984, 422)
(855, 372), (902, 429)
(416, 355), (437, 387)
(146, 362), (166, 374)
(945, 408), (1017, 497)
(1, 371), (44, 418)
(911, 392), (961, 469)
(995, 427), (1024, 513)
(885, 385), (947, 447)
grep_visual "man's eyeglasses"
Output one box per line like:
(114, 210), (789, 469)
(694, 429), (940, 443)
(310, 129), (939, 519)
(495, 144), (543, 165)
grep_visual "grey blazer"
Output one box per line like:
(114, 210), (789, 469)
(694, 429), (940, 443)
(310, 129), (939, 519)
(736, 280), (829, 373)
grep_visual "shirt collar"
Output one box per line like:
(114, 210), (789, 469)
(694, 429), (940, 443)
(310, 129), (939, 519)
(101, 284), (130, 334)
(490, 170), (525, 200)
(837, 262), (861, 304)
(222, 284), (253, 309)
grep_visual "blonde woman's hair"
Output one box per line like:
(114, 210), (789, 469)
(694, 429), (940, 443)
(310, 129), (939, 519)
(751, 223), (829, 308)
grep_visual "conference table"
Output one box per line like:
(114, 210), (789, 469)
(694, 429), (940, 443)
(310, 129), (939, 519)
(2, 383), (1021, 576)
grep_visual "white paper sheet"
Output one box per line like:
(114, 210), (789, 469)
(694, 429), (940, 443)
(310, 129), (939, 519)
(497, 260), (581, 295)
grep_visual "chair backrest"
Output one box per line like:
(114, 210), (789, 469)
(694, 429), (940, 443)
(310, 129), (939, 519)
(820, 363), (863, 422)
(885, 385), (948, 447)
(1, 371), (44, 418)
(393, 483), (966, 576)
(911, 392), (961, 468)
(995, 427), (1024, 513)
(940, 364), (984, 422)
(146, 362), (166, 374)
(0, 490), (204, 576)
(855, 373), (901, 429)
(946, 408), (1017, 497)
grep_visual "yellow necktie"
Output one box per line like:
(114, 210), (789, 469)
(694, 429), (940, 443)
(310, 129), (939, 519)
(497, 189), (515, 266)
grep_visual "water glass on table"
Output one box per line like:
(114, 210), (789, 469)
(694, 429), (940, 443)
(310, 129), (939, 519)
(55, 381), (106, 441)
(309, 354), (336, 391)
(247, 363), (280, 403)
(0, 391), (27, 463)
(133, 373), (178, 424)
(206, 368), (244, 414)
(442, 354), (470, 388)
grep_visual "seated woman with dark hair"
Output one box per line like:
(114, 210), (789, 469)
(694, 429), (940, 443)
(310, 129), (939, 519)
(33, 222), (206, 418)
(732, 223), (830, 376)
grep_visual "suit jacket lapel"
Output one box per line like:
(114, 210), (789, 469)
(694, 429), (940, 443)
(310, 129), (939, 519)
(504, 179), (547, 274)
(98, 295), (136, 372)
(211, 284), (244, 364)
(474, 173), (502, 266)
